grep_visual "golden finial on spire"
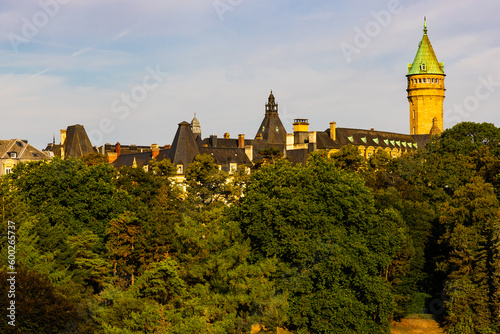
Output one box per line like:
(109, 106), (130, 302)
(424, 16), (427, 34)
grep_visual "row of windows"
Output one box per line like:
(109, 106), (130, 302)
(409, 78), (442, 85)
(174, 163), (239, 175)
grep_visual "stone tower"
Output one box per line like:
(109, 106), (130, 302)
(407, 18), (445, 135)
(190, 113), (201, 139)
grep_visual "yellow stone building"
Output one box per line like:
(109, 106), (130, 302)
(407, 18), (445, 135)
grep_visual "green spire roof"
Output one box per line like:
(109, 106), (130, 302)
(407, 18), (444, 75)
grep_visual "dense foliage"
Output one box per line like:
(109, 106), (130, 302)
(1, 122), (500, 333)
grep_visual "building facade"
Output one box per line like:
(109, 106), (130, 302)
(0, 139), (51, 175)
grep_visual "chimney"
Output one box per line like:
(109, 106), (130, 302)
(238, 134), (245, 148)
(224, 132), (230, 139)
(151, 143), (160, 159)
(370, 128), (375, 131)
(245, 145), (253, 162)
(210, 134), (217, 148)
(108, 152), (118, 163)
(115, 142), (121, 156)
(329, 122), (336, 141)
(293, 119), (309, 145)
(60, 129), (67, 145)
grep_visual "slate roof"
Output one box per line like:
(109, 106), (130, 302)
(168, 121), (200, 166)
(411, 134), (432, 150)
(112, 151), (154, 169)
(254, 92), (287, 145)
(63, 124), (97, 158)
(322, 128), (420, 150)
(285, 148), (310, 166)
(199, 147), (252, 171)
(0, 139), (50, 160)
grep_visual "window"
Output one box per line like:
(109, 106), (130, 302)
(5, 167), (11, 174)
(421, 63), (426, 71)
(229, 163), (237, 174)
(176, 164), (183, 174)
(413, 110), (415, 119)
(9, 152), (17, 158)
(418, 78), (422, 83)
(423, 78), (426, 83)
(142, 165), (149, 172)
(413, 127), (416, 134)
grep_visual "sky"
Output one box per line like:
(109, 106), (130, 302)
(1, 0), (500, 150)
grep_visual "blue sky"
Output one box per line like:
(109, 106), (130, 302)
(1, 0), (500, 150)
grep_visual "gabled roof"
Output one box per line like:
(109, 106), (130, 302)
(63, 124), (96, 158)
(408, 19), (444, 76)
(0, 139), (50, 160)
(168, 121), (200, 166)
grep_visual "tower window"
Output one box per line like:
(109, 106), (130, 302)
(418, 78), (422, 83)
(423, 78), (426, 83)
(413, 110), (415, 119)
(421, 63), (426, 71)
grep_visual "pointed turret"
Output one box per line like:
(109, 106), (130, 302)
(407, 18), (445, 135)
(168, 121), (200, 173)
(255, 91), (287, 144)
(62, 124), (96, 158)
(407, 17), (444, 75)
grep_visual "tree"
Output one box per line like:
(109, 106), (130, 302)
(428, 122), (500, 157)
(330, 144), (367, 171)
(438, 177), (500, 333)
(9, 157), (122, 240)
(258, 147), (283, 165)
(185, 154), (231, 207)
(0, 266), (93, 334)
(234, 155), (402, 332)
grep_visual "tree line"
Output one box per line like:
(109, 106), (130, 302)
(1, 121), (500, 333)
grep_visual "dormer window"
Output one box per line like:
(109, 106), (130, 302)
(176, 164), (183, 174)
(9, 152), (17, 159)
(420, 62), (426, 72)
